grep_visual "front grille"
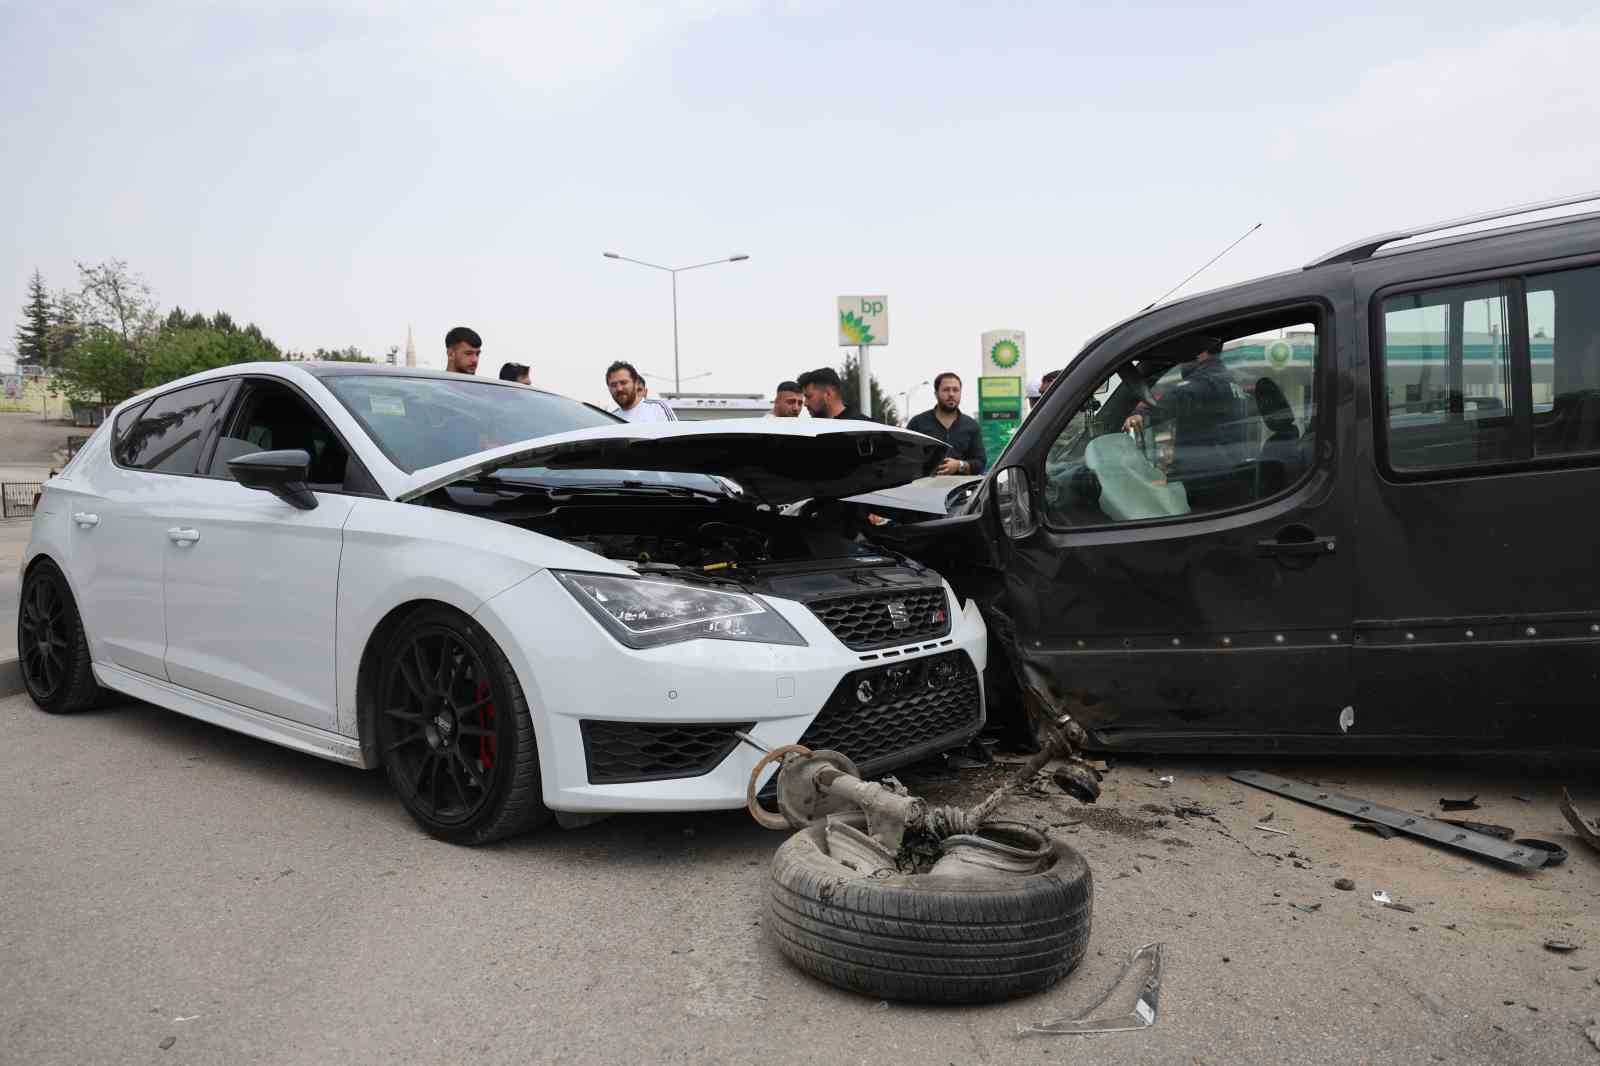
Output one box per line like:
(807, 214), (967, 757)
(581, 720), (752, 784)
(805, 586), (951, 651)
(795, 651), (982, 777)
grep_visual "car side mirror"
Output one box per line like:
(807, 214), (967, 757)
(993, 466), (1036, 539)
(227, 449), (318, 510)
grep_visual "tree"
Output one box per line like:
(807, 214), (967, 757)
(53, 260), (161, 405)
(56, 330), (145, 405)
(13, 269), (52, 366)
(839, 353), (899, 424)
(75, 259), (159, 352)
(144, 307), (281, 383)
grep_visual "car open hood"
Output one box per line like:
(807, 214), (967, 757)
(393, 418), (948, 505)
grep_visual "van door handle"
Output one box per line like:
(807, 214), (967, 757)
(1257, 527), (1336, 557)
(167, 527), (200, 547)
(72, 512), (100, 528)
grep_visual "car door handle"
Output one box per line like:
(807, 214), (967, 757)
(1257, 528), (1336, 557)
(167, 527), (200, 547)
(72, 512), (100, 528)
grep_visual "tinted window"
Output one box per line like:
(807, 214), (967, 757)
(207, 379), (352, 487)
(1381, 281), (1516, 471)
(111, 399), (150, 445)
(1527, 264), (1600, 459)
(1043, 320), (1319, 527)
(323, 375), (618, 473)
(116, 380), (231, 474)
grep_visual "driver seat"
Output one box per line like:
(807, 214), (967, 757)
(1254, 377), (1302, 497)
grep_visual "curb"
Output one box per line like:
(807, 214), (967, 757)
(0, 656), (21, 699)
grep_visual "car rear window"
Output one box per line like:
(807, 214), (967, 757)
(322, 375), (619, 473)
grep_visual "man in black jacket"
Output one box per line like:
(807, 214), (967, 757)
(906, 372), (987, 475)
(797, 367), (876, 421)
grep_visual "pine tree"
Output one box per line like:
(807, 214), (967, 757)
(839, 353), (899, 424)
(14, 269), (52, 366)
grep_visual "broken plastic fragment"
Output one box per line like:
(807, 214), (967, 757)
(1019, 942), (1164, 1037)
(1372, 890), (1392, 905)
(1338, 706), (1355, 733)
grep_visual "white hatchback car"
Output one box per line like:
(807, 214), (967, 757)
(17, 363), (987, 843)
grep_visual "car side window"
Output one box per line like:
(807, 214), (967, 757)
(1527, 264), (1600, 459)
(206, 379), (353, 489)
(1380, 281), (1516, 471)
(1043, 319), (1319, 527)
(115, 380), (231, 474)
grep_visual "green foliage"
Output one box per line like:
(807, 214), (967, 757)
(14, 269), (52, 366)
(145, 313), (282, 383)
(308, 346), (373, 362)
(839, 354), (899, 424)
(56, 328), (145, 405)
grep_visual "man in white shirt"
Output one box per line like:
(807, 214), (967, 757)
(606, 360), (677, 422)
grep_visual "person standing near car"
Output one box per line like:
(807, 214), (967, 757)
(498, 362), (530, 384)
(770, 380), (803, 417)
(907, 372), (987, 475)
(797, 367), (875, 421)
(445, 327), (482, 375)
(606, 361), (677, 422)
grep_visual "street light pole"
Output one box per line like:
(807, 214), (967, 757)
(603, 252), (750, 393)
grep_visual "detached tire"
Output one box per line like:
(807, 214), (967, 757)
(767, 823), (1092, 1003)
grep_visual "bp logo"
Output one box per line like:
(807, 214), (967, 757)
(989, 339), (1021, 369)
(839, 311), (876, 345)
(1265, 340), (1293, 368)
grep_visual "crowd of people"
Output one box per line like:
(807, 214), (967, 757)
(435, 324), (997, 476)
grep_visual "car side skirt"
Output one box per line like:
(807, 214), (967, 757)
(94, 663), (368, 768)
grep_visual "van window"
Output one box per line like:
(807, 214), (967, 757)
(1042, 320), (1319, 527)
(1527, 264), (1600, 459)
(1380, 281), (1516, 471)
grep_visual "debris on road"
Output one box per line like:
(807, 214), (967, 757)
(1351, 821), (1397, 839)
(1371, 890), (1416, 913)
(1149, 775), (1175, 789)
(159, 1036), (176, 1051)
(1440, 818), (1515, 840)
(1053, 763), (1102, 804)
(1514, 839), (1569, 866)
(1254, 824), (1290, 836)
(1230, 771), (1549, 869)
(1334, 877), (1356, 891)
(1260, 809), (1275, 823)
(1439, 795), (1481, 812)
(1019, 942), (1164, 1037)
(1561, 789), (1600, 854)
(1545, 940), (1580, 953)
(1583, 1016), (1600, 1053)
(1291, 903), (1321, 914)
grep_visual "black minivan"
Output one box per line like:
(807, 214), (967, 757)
(899, 195), (1600, 753)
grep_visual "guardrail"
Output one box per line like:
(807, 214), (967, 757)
(2, 482), (43, 519)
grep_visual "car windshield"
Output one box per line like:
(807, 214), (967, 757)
(321, 374), (726, 493)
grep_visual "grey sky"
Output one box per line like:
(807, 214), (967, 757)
(4, 1), (1597, 411)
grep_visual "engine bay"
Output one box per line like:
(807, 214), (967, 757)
(428, 480), (934, 595)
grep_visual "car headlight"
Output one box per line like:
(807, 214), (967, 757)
(554, 571), (808, 650)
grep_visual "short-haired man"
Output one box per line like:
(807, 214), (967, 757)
(606, 360), (677, 422)
(498, 362), (530, 384)
(445, 327), (482, 374)
(771, 380), (803, 417)
(906, 372), (987, 476)
(796, 367), (875, 421)
(1039, 368), (1061, 395)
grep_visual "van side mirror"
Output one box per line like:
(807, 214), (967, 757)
(994, 467), (1036, 539)
(227, 449), (318, 510)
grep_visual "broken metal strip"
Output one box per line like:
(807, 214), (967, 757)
(1230, 770), (1547, 869)
(1018, 942), (1163, 1037)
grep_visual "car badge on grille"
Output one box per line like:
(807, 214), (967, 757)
(886, 599), (910, 630)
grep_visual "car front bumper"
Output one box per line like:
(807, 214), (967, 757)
(473, 568), (988, 813)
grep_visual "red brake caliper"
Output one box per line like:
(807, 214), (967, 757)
(475, 680), (497, 771)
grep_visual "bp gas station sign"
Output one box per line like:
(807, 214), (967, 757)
(979, 330), (1027, 459)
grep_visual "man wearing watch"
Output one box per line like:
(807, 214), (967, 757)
(906, 372), (987, 476)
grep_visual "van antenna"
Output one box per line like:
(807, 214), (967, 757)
(1142, 222), (1263, 311)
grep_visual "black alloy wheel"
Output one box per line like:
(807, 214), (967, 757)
(18, 560), (103, 714)
(375, 607), (549, 844)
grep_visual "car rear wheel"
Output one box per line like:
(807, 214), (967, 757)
(374, 606), (550, 844)
(18, 559), (104, 714)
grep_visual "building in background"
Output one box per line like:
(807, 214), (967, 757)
(404, 326), (416, 368)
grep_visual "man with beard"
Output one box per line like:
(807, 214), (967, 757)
(907, 372), (986, 475)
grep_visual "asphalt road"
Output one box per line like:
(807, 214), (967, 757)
(6, 691), (1600, 1065)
